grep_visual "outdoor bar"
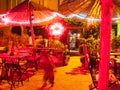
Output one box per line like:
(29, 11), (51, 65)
(0, 0), (120, 90)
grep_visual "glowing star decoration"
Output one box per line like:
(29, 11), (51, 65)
(49, 22), (65, 36)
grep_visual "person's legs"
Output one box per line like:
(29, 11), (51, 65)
(49, 72), (54, 87)
(42, 73), (48, 87)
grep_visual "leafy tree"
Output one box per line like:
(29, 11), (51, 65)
(83, 24), (100, 39)
(111, 36), (120, 50)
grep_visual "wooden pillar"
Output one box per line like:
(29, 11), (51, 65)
(98, 0), (113, 90)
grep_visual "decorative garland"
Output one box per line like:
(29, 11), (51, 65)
(64, 18), (84, 26)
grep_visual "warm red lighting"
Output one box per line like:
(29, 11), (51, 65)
(2, 17), (10, 24)
(3, 18), (10, 22)
(77, 33), (80, 38)
(48, 22), (65, 36)
(0, 11), (65, 26)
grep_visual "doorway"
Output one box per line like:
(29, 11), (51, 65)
(69, 29), (82, 51)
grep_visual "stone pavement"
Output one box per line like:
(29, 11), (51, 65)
(1, 56), (93, 90)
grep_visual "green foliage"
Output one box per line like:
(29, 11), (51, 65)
(83, 24), (100, 39)
(78, 38), (86, 44)
(64, 18), (84, 26)
(78, 37), (100, 54)
(86, 38), (100, 53)
(48, 40), (65, 50)
(111, 36), (120, 50)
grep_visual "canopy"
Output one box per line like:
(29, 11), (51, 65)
(0, 0), (64, 26)
(0, 0), (64, 46)
(59, 0), (120, 21)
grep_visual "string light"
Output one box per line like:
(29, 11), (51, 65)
(0, 12), (120, 25)
(0, 12), (65, 25)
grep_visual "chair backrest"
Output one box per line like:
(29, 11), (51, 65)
(110, 58), (115, 68)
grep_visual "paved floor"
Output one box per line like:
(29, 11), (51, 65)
(0, 56), (93, 90)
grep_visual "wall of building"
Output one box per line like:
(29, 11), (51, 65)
(43, 0), (59, 11)
(0, 0), (59, 13)
(0, 0), (7, 13)
(32, 0), (59, 11)
(0, 0), (24, 13)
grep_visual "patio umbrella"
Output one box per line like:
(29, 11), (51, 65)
(0, 0), (64, 46)
(59, 0), (120, 21)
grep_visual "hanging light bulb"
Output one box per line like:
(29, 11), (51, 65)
(31, 14), (34, 20)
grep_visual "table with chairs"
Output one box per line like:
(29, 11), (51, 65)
(88, 52), (120, 90)
(0, 53), (30, 89)
(0, 46), (65, 90)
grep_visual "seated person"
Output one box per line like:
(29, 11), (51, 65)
(95, 70), (118, 86)
(89, 50), (100, 69)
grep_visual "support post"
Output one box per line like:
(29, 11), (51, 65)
(98, 0), (113, 90)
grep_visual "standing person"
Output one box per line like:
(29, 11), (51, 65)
(41, 50), (55, 87)
(63, 45), (70, 66)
